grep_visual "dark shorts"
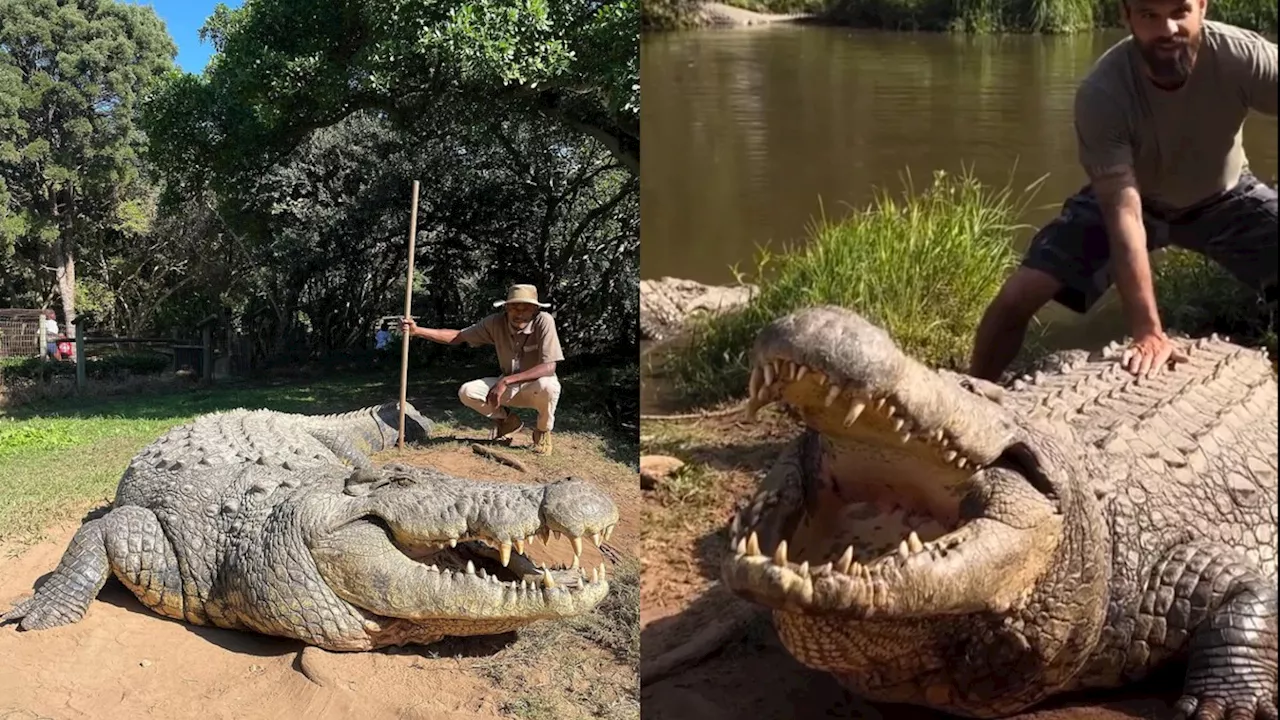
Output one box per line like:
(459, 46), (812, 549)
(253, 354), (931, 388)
(1022, 170), (1278, 314)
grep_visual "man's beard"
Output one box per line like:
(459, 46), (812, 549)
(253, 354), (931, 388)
(1139, 36), (1196, 87)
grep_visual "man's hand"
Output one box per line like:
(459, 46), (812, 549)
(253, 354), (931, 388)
(486, 378), (509, 407)
(400, 317), (418, 336)
(1120, 332), (1189, 377)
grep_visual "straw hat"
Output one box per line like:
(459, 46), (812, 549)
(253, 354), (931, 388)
(492, 284), (550, 308)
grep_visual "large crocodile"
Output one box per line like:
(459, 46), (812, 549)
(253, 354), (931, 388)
(2, 403), (619, 650)
(640, 277), (756, 341)
(721, 306), (1276, 718)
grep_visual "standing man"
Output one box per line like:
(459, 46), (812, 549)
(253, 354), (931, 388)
(401, 284), (564, 455)
(969, 1), (1276, 382)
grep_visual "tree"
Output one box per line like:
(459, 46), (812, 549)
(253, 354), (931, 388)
(0, 0), (175, 333)
(143, 0), (638, 204)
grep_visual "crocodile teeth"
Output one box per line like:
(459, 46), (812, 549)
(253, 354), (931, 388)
(571, 536), (583, 557)
(797, 561), (809, 577)
(836, 546), (854, 574)
(763, 363), (775, 386)
(773, 539), (788, 566)
(907, 531), (924, 553)
(500, 542), (512, 567)
(898, 541), (910, 559)
(538, 528), (551, 546)
(843, 401), (866, 427)
(747, 531), (761, 556)
(794, 365), (807, 381)
(447, 538), (458, 548)
(592, 532), (602, 547)
(735, 536), (747, 555)
(465, 560), (476, 575)
(542, 569), (554, 588)
(514, 538), (525, 556)
(824, 384), (841, 407)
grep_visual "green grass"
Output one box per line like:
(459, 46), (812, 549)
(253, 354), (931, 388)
(0, 361), (638, 545)
(661, 167), (1047, 405)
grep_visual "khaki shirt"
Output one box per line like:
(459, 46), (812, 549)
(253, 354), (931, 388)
(458, 311), (564, 376)
(1074, 21), (1277, 213)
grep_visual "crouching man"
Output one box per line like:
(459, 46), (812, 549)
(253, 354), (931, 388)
(401, 284), (563, 455)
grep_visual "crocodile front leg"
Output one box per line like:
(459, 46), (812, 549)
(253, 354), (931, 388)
(1136, 543), (1277, 720)
(1, 505), (185, 629)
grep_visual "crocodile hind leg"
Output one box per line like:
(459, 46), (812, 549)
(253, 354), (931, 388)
(1, 505), (183, 630)
(1144, 543), (1278, 720)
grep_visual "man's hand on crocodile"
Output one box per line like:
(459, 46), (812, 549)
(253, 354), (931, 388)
(1120, 331), (1189, 377)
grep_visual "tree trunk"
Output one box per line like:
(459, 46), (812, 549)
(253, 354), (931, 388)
(49, 185), (77, 337)
(55, 238), (76, 338)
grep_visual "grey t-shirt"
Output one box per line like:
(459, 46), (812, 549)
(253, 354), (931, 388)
(1074, 21), (1277, 213)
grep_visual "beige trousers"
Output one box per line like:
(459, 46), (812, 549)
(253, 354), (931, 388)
(458, 376), (562, 432)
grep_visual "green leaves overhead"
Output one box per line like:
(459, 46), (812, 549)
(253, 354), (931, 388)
(144, 0), (639, 198)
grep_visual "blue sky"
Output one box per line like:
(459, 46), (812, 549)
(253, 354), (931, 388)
(127, 0), (244, 73)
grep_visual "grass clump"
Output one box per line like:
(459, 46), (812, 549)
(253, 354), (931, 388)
(1154, 247), (1276, 358)
(663, 168), (1045, 405)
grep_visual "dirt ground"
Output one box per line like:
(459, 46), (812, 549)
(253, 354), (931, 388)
(638, 409), (1185, 720)
(0, 430), (640, 720)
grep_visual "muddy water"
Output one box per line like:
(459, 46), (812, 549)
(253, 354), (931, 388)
(640, 26), (1278, 409)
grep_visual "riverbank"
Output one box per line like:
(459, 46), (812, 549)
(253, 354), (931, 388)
(643, 0), (823, 30)
(645, 169), (1276, 410)
(642, 0), (1277, 33)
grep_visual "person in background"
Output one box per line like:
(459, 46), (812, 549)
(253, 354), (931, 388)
(43, 310), (62, 361)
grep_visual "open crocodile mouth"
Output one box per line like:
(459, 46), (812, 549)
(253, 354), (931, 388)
(390, 523), (614, 597)
(722, 307), (1061, 618)
(312, 485), (620, 622)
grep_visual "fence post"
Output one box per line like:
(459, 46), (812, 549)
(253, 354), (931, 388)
(74, 316), (86, 392)
(196, 314), (218, 386)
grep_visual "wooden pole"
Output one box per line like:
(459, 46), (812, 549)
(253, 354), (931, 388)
(398, 180), (421, 449)
(74, 317), (86, 392)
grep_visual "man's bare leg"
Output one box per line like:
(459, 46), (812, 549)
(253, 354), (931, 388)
(969, 267), (1063, 382)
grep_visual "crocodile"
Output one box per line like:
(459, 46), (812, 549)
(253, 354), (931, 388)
(2, 403), (620, 651)
(721, 306), (1277, 718)
(640, 277), (756, 341)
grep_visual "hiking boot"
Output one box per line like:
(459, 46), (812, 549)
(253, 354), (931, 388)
(491, 413), (523, 440)
(531, 430), (552, 455)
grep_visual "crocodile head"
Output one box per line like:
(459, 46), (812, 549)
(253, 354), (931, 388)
(721, 307), (1109, 711)
(307, 467), (619, 643)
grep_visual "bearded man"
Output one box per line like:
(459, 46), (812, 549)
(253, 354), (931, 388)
(969, 0), (1276, 381)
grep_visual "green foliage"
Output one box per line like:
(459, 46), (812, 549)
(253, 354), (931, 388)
(642, 0), (710, 28)
(0, 0), (177, 315)
(0, 352), (170, 382)
(143, 0), (639, 200)
(663, 169), (1044, 404)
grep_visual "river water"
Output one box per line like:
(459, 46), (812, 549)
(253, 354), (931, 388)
(640, 25), (1278, 357)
